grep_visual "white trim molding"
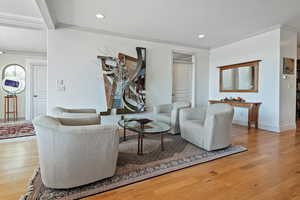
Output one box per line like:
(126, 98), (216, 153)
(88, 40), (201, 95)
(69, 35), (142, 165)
(0, 12), (45, 30)
(57, 23), (209, 50)
(35, 0), (56, 29)
(278, 122), (297, 132)
(1, 49), (47, 57)
(25, 59), (47, 120)
(171, 50), (197, 107)
(210, 24), (282, 50)
(232, 119), (296, 133)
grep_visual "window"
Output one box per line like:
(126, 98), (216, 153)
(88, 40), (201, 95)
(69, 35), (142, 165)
(2, 64), (26, 95)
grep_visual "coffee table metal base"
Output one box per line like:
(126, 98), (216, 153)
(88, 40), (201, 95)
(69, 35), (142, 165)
(123, 128), (165, 155)
(137, 132), (165, 155)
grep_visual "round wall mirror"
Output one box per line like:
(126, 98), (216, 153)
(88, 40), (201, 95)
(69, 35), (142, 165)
(2, 64), (26, 95)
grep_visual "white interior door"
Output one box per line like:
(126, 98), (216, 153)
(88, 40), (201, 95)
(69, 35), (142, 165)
(32, 65), (47, 118)
(172, 62), (193, 103)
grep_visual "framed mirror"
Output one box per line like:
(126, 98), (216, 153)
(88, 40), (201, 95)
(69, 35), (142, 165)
(1, 64), (26, 95)
(219, 60), (260, 92)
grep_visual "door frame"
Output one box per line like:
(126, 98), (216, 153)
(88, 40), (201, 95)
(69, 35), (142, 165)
(25, 59), (47, 120)
(171, 50), (196, 108)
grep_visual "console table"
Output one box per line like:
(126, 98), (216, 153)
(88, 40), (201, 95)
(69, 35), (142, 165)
(209, 100), (262, 129)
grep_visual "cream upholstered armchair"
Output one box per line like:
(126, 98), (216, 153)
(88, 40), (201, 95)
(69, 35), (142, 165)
(52, 107), (100, 121)
(180, 104), (234, 151)
(33, 116), (119, 189)
(153, 102), (190, 134)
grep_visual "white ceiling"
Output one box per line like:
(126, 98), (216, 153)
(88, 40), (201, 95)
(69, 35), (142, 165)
(0, 0), (41, 18)
(0, 26), (46, 53)
(46, 0), (300, 49)
(0, 0), (46, 53)
(0, 0), (300, 51)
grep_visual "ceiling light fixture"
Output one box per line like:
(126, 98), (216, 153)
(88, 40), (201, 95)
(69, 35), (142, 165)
(0, 51), (4, 55)
(96, 13), (105, 19)
(198, 34), (205, 39)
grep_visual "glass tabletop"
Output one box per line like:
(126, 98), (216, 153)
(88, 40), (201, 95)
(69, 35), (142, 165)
(118, 118), (170, 134)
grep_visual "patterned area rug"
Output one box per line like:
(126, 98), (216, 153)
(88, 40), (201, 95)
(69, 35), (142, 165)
(22, 133), (247, 200)
(0, 121), (35, 140)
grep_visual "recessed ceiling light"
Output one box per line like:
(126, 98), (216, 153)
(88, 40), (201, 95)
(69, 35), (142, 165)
(0, 51), (4, 55)
(96, 13), (105, 19)
(198, 34), (205, 39)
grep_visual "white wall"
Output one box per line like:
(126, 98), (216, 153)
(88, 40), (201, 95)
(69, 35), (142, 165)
(47, 28), (209, 114)
(209, 29), (281, 132)
(0, 53), (45, 119)
(279, 29), (298, 131)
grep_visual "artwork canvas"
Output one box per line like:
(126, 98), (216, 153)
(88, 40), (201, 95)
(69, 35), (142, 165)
(283, 57), (295, 75)
(99, 47), (146, 115)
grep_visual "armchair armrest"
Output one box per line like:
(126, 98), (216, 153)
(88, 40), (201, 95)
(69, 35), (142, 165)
(61, 124), (118, 135)
(174, 102), (191, 109)
(58, 117), (100, 126)
(180, 107), (206, 122)
(66, 108), (97, 113)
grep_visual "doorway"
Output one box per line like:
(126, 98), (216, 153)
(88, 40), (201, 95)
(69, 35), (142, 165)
(172, 52), (195, 107)
(25, 59), (47, 120)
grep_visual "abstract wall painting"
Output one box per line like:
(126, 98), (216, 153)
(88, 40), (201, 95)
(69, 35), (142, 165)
(98, 47), (146, 115)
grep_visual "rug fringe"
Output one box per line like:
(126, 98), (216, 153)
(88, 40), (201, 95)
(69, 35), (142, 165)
(19, 168), (39, 200)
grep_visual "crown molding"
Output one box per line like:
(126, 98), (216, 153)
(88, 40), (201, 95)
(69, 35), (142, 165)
(210, 24), (283, 50)
(0, 49), (46, 57)
(56, 23), (209, 50)
(210, 24), (300, 50)
(35, 0), (56, 29)
(0, 12), (45, 30)
(280, 24), (300, 33)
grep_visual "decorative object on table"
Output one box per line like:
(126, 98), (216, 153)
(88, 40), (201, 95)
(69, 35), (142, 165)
(220, 97), (246, 102)
(180, 104), (234, 151)
(3, 95), (18, 121)
(0, 121), (35, 140)
(33, 115), (119, 189)
(98, 47), (146, 115)
(21, 132), (247, 200)
(152, 101), (191, 134)
(209, 100), (262, 129)
(283, 57), (295, 75)
(134, 118), (153, 125)
(218, 60), (260, 93)
(118, 119), (170, 155)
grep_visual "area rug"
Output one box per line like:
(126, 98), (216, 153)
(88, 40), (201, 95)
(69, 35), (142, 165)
(0, 121), (35, 140)
(21, 133), (247, 200)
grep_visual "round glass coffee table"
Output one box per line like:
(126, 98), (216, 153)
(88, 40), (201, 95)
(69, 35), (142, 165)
(118, 119), (170, 155)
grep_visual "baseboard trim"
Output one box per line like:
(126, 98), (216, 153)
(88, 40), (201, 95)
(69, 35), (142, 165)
(232, 120), (289, 133)
(279, 123), (296, 132)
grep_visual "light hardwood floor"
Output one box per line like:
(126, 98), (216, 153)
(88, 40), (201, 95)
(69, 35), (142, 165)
(1, 124), (300, 200)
